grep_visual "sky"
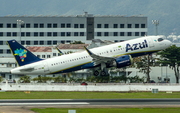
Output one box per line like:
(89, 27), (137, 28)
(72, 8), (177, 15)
(1, 0), (180, 36)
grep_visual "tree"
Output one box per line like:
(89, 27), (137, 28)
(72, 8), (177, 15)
(32, 76), (43, 83)
(18, 75), (31, 83)
(41, 77), (53, 83)
(158, 45), (180, 83)
(76, 78), (84, 83)
(111, 76), (121, 83)
(135, 55), (154, 83)
(120, 75), (128, 83)
(53, 76), (62, 83)
(70, 41), (85, 44)
(32, 77), (38, 83)
(128, 75), (144, 83)
(32, 76), (53, 83)
(69, 77), (76, 83)
(85, 76), (91, 82)
(52, 75), (67, 83)
(0, 76), (3, 83)
(89, 76), (96, 83)
(65, 51), (73, 54)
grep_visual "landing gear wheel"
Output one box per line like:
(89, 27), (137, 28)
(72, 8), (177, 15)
(94, 70), (99, 76)
(100, 68), (109, 76)
(100, 71), (106, 76)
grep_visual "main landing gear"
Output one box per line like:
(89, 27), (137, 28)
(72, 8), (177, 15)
(100, 68), (108, 76)
(93, 69), (108, 76)
(93, 70), (99, 76)
(93, 63), (109, 76)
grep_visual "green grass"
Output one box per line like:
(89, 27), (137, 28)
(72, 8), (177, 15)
(0, 91), (180, 99)
(31, 108), (180, 113)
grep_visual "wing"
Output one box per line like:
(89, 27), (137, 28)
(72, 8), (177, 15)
(84, 46), (115, 66)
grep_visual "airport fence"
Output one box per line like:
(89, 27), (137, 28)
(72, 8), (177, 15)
(0, 83), (180, 92)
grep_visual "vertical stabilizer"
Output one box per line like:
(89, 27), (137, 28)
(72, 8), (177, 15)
(7, 40), (43, 66)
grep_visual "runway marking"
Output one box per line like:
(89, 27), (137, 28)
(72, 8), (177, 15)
(0, 102), (89, 106)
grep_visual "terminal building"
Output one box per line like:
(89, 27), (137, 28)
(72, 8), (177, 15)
(0, 12), (148, 82)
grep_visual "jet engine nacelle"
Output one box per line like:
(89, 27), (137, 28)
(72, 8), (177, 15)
(108, 55), (133, 68)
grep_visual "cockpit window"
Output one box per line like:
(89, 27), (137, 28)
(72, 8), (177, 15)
(158, 38), (164, 42)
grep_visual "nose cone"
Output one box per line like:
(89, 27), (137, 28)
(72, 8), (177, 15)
(164, 40), (172, 49)
(167, 40), (172, 47)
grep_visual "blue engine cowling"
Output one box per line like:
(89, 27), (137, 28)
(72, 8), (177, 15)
(109, 55), (133, 68)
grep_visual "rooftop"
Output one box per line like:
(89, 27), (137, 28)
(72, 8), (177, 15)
(26, 46), (52, 52)
(26, 44), (89, 52)
(57, 44), (89, 49)
(2, 12), (145, 18)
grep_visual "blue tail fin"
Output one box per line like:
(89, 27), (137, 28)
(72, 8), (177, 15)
(7, 40), (43, 66)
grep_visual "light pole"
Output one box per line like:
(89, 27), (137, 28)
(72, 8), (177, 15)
(17, 20), (24, 43)
(147, 20), (159, 83)
(160, 63), (162, 82)
(152, 20), (159, 36)
(166, 64), (169, 83)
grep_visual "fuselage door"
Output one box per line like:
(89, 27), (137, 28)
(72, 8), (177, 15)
(147, 38), (154, 48)
(43, 61), (50, 73)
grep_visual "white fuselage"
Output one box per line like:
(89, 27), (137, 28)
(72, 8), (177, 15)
(11, 36), (172, 75)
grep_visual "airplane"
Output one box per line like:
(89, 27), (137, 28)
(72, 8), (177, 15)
(7, 36), (172, 76)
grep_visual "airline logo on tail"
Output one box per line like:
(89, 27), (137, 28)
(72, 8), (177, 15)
(14, 48), (27, 62)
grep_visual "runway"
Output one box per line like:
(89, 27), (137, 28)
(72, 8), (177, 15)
(1, 99), (180, 106)
(1, 99), (180, 113)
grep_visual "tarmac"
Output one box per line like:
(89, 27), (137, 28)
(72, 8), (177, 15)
(1, 105), (180, 113)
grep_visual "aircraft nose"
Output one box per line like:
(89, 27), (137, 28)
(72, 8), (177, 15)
(163, 40), (172, 49)
(167, 40), (172, 47)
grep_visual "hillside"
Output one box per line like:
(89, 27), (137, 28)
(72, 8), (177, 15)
(0, 0), (180, 36)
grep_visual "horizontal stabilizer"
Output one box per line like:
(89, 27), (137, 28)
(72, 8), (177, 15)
(20, 67), (34, 72)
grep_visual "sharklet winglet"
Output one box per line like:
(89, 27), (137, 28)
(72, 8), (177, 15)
(55, 46), (64, 56)
(84, 46), (92, 55)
